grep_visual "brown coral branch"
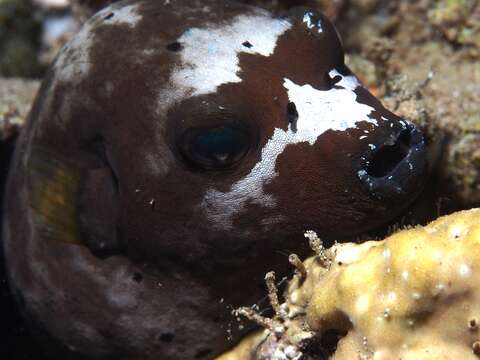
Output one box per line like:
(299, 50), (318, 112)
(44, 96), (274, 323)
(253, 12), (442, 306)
(288, 253), (307, 279)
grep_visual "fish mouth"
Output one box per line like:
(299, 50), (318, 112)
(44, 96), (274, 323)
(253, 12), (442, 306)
(358, 123), (427, 201)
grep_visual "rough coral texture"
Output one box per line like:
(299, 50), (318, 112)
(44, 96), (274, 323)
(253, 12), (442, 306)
(332, 0), (480, 209)
(218, 208), (480, 359)
(0, 0), (43, 77)
(427, 0), (480, 50)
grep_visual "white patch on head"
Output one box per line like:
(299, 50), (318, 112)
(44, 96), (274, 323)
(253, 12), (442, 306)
(106, 267), (139, 309)
(53, 3), (142, 83)
(169, 12), (291, 97)
(101, 4), (143, 26)
(202, 70), (377, 229)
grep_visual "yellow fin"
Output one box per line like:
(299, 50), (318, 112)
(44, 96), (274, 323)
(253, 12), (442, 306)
(27, 146), (82, 245)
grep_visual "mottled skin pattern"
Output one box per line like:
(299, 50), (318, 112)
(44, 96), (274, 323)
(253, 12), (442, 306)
(2, 0), (427, 359)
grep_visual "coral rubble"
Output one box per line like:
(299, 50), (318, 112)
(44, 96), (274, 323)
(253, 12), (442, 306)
(0, 0), (43, 77)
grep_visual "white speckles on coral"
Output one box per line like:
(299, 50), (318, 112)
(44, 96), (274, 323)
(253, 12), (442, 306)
(170, 12), (291, 97)
(202, 70), (376, 230)
(53, 3), (142, 83)
(459, 263), (472, 278)
(411, 291), (422, 300)
(334, 241), (376, 264)
(355, 295), (371, 314)
(450, 224), (468, 239)
(386, 291), (397, 304)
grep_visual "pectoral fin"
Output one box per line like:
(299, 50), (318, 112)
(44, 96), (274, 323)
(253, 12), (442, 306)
(27, 146), (82, 245)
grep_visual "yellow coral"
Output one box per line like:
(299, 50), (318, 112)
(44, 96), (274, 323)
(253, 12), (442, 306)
(218, 208), (480, 359)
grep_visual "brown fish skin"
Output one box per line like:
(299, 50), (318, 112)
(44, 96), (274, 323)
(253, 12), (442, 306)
(2, 0), (427, 359)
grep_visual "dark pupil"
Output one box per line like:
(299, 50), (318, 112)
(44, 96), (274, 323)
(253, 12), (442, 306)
(190, 126), (248, 168)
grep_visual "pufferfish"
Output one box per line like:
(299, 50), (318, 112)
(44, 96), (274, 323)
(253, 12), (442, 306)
(2, 0), (427, 359)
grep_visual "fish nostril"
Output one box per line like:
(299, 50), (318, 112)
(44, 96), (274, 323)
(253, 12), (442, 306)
(358, 123), (427, 201)
(365, 128), (412, 178)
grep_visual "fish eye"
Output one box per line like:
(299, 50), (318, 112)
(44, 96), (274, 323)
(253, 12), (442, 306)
(179, 124), (251, 170)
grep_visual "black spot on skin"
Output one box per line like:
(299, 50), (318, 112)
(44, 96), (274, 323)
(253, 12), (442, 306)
(242, 41), (253, 48)
(132, 272), (143, 283)
(330, 75), (342, 86)
(166, 42), (183, 52)
(324, 72), (342, 88)
(287, 102), (298, 132)
(104, 12), (115, 20)
(159, 332), (175, 343)
(195, 349), (212, 358)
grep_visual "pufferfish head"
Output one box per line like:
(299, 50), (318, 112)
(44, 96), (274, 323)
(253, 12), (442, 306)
(17, 0), (427, 265)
